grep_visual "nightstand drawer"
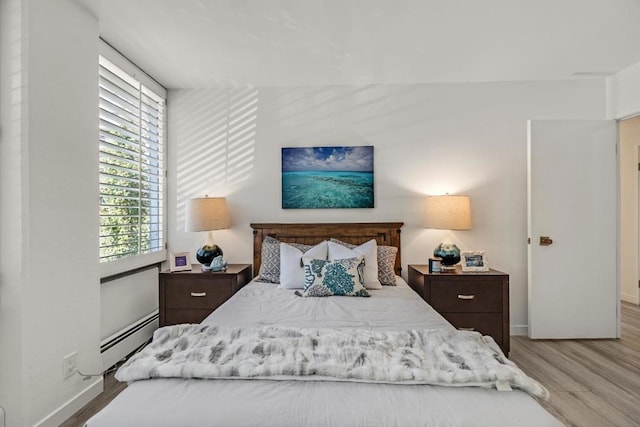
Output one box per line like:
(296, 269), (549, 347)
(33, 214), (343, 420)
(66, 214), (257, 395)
(159, 264), (252, 327)
(430, 280), (502, 312)
(441, 312), (503, 346)
(164, 278), (233, 309)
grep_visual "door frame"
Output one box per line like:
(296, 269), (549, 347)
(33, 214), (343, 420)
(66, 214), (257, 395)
(619, 116), (640, 305)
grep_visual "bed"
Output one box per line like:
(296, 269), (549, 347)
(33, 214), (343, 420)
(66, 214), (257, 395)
(86, 222), (561, 427)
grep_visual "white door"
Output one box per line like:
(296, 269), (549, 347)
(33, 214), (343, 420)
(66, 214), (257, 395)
(527, 120), (618, 339)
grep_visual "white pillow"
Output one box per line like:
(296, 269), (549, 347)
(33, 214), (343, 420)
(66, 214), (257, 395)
(328, 239), (382, 289)
(280, 241), (328, 289)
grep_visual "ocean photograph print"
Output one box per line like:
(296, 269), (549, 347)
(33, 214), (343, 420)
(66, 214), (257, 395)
(281, 146), (374, 209)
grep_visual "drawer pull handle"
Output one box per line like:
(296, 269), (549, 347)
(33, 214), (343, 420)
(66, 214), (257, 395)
(457, 294), (475, 300)
(459, 327), (475, 331)
(190, 292), (207, 297)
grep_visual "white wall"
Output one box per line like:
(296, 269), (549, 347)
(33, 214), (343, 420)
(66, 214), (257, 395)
(100, 269), (159, 341)
(168, 80), (606, 334)
(0, 0), (27, 423)
(607, 61), (640, 119)
(0, 0), (103, 425)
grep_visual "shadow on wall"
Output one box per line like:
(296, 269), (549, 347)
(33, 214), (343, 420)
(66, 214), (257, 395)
(174, 88), (259, 229)
(266, 84), (493, 197)
(269, 84), (452, 145)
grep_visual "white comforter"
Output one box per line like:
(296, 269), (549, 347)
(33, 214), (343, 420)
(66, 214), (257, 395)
(86, 278), (562, 427)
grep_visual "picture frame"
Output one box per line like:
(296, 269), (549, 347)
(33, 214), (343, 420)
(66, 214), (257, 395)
(170, 252), (192, 272)
(461, 250), (489, 272)
(281, 146), (374, 209)
(428, 257), (441, 273)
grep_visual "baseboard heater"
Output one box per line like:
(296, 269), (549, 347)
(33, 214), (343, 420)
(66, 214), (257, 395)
(100, 310), (159, 370)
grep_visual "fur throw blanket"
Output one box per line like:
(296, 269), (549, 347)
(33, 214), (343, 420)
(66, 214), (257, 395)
(115, 324), (548, 399)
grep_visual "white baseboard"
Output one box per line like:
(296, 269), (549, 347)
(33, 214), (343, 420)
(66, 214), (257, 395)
(510, 324), (528, 336)
(101, 310), (158, 370)
(34, 377), (103, 427)
(33, 312), (157, 427)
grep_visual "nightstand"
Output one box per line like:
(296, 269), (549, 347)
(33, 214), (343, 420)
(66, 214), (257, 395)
(159, 264), (252, 327)
(408, 264), (510, 355)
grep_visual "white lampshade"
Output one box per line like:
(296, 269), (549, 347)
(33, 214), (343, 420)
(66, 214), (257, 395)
(185, 197), (231, 232)
(424, 195), (472, 230)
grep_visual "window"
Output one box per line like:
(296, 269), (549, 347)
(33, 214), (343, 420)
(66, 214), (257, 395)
(98, 48), (166, 273)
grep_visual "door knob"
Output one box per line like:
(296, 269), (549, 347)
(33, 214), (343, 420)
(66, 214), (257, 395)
(539, 236), (553, 246)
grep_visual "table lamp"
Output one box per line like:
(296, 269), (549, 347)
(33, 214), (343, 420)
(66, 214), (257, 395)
(185, 196), (230, 271)
(424, 195), (472, 271)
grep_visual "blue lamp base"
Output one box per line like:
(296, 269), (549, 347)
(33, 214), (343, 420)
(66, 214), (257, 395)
(196, 244), (224, 271)
(433, 243), (461, 270)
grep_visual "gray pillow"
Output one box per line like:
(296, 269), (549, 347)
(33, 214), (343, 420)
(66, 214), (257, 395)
(257, 236), (310, 283)
(329, 238), (398, 285)
(376, 245), (399, 286)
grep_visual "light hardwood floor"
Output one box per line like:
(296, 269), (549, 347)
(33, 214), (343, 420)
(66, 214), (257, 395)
(510, 301), (640, 427)
(61, 302), (640, 427)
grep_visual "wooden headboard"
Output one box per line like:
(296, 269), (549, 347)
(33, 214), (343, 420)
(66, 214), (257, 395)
(250, 222), (404, 277)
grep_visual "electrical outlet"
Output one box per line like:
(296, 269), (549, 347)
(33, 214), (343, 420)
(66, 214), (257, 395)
(62, 351), (78, 379)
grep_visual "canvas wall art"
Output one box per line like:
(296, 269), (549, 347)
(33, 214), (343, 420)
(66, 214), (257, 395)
(281, 146), (374, 209)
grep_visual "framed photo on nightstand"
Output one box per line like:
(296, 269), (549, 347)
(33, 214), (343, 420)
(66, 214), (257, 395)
(461, 250), (489, 272)
(170, 252), (192, 272)
(428, 257), (441, 273)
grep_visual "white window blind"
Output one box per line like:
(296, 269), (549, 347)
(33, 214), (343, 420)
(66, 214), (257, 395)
(99, 54), (165, 267)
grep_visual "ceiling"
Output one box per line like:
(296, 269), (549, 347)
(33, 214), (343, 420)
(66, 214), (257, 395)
(75, 0), (640, 89)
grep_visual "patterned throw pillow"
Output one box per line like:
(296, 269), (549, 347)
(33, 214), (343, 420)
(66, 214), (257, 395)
(328, 240), (381, 290)
(257, 236), (311, 283)
(329, 238), (398, 285)
(300, 256), (369, 297)
(377, 245), (399, 286)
